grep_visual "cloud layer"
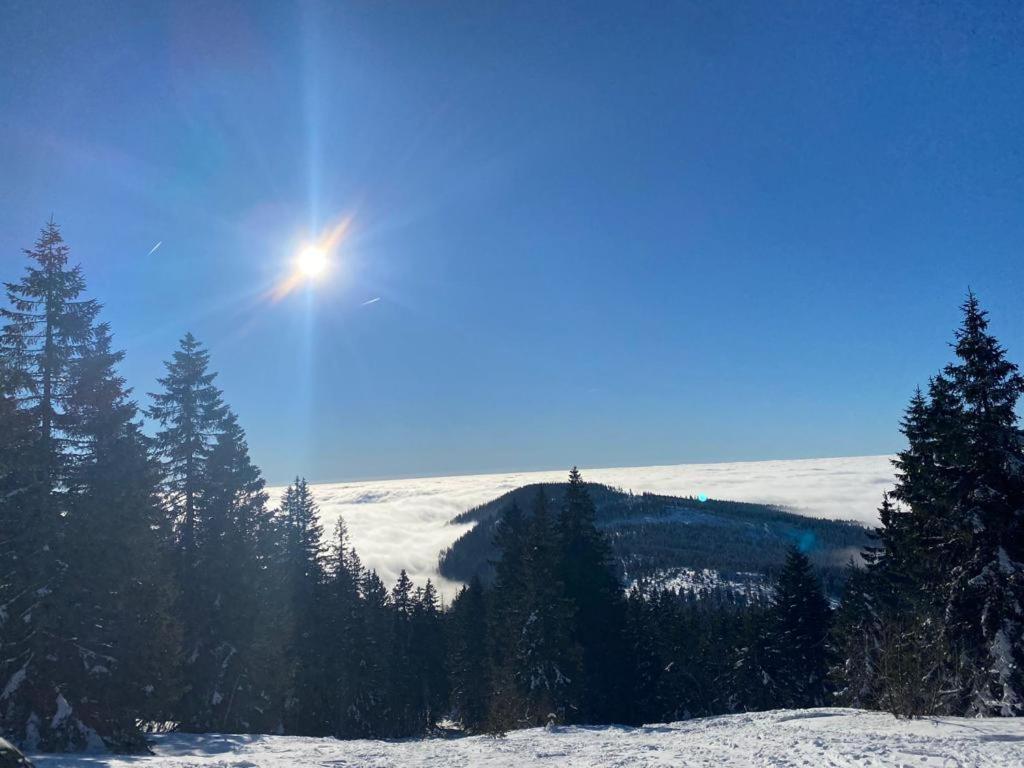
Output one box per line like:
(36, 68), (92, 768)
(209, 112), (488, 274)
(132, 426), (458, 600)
(269, 455), (896, 599)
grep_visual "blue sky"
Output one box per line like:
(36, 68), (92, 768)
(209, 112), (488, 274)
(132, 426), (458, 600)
(2, 1), (1023, 484)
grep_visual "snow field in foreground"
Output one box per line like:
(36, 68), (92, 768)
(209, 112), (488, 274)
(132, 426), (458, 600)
(33, 708), (1024, 767)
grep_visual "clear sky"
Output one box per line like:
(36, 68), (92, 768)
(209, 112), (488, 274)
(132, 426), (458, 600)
(2, 1), (1023, 484)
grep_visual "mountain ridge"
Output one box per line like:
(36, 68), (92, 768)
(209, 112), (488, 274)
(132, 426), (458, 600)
(438, 482), (871, 597)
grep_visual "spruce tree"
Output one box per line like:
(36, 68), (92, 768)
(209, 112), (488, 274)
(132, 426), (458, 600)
(448, 577), (490, 731)
(866, 294), (1024, 716)
(387, 570), (420, 736)
(187, 410), (278, 732)
(0, 332), (51, 748)
(325, 518), (372, 738)
(623, 586), (661, 723)
(60, 323), (181, 748)
(829, 563), (881, 709)
(728, 607), (783, 712)
(278, 478), (329, 734)
(486, 501), (530, 731)
(1, 219), (99, 487)
(769, 547), (831, 708)
(148, 333), (227, 573)
(557, 468), (630, 724)
(0, 223), (99, 749)
(412, 580), (448, 729)
(941, 294), (1024, 715)
(516, 486), (575, 725)
(358, 570), (393, 737)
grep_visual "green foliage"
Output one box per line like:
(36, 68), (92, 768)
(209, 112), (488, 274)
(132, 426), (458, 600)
(839, 292), (1024, 717)
(0, 222), (177, 751)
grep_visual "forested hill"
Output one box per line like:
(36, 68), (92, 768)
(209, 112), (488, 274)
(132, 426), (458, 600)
(438, 482), (871, 597)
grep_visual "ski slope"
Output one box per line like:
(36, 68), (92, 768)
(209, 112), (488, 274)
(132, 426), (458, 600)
(33, 708), (1024, 767)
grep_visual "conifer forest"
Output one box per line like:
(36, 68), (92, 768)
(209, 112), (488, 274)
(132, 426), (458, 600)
(1, 223), (1022, 754)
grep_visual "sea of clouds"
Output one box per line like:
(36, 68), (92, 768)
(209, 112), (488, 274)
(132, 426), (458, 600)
(268, 455), (896, 599)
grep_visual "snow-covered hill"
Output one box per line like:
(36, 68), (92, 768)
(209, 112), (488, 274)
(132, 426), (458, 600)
(33, 708), (1024, 767)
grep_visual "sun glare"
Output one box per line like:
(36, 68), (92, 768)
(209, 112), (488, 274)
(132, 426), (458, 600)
(296, 244), (329, 279)
(270, 215), (353, 302)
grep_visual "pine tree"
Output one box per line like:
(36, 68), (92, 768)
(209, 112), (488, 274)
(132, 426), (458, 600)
(387, 570), (420, 736)
(516, 486), (575, 725)
(486, 501), (530, 731)
(188, 410), (278, 732)
(149, 338), (282, 733)
(358, 570), (393, 737)
(0, 222), (155, 751)
(412, 580), (448, 729)
(148, 333), (227, 574)
(941, 293), (1024, 715)
(448, 577), (490, 732)
(0, 332), (50, 748)
(728, 606), (783, 712)
(829, 563), (881, 709)
(866, 294), (1024, 716)
(557, 468), (630, 724)
(325, 518), (369, 738)
(59, 323), (181, 748)
(623, 586), (661, 723)
(0, 219), (99, 488)
(769, 547), (831, 708)
(278, 478), (328, 734)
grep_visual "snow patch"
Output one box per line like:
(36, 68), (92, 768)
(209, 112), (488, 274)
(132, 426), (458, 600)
(629, 567), (773, 600)
(29, 708), (1024, 767)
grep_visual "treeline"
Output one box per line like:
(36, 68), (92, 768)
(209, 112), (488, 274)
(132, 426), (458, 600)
(0, 222), (836, 752)
(1, 223), (1020, 753)
(446, 475), (833, 731)
(438, 482), (869, 597)
(0, 223), (454, 750)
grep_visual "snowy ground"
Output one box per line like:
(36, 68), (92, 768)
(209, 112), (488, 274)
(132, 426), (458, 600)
(628, 567), (773, 600)
(33, 709), (1024, 767)
(268, 455), (895, 598)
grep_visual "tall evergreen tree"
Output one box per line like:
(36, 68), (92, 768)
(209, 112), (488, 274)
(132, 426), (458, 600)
(278, 478), (328, 734)
(358, 570), (393, 737)
(188, 410), (278, 732)
(622, 586), (661, 723)
(324, 518), (371, 738)
(862, 294), (1024, 716)
(148, 333), (226, 573)
(60, 323), (181, 748)
(941, 294), (1024, 715)
(149, 338), (283, 733)
(769, 548), (831, 708)
(830, 562), (881, 709)
(387, 570), (420, 736)
(486, 501), (530, 731)
(411, 580), (448, 729)
(0, 327), (51, 748)
(728, 606), (783, 712)
(557, 468), (630, 724)
(0, 222), (159, 751)
(1, 219), (99, 487)
(447, 577), (490, 732)
(517, 486), (574, 725)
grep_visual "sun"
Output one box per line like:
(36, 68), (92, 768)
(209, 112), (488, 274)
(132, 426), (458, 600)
(296, 244), (329, 279)
(271, 216), (352, 301)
